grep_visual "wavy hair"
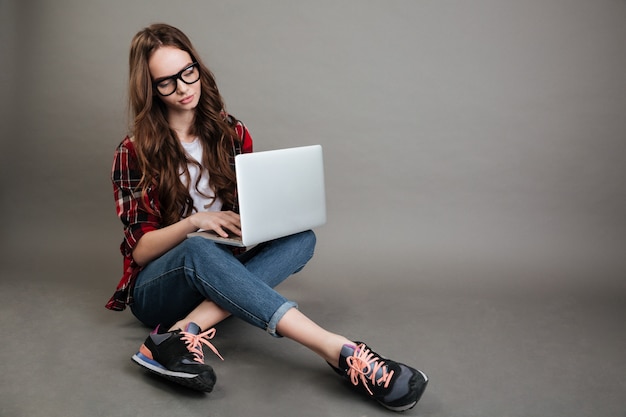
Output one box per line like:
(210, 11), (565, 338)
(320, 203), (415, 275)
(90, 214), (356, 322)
(128, 23), (239, 226)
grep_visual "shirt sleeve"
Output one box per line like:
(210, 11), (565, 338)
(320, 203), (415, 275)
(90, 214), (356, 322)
(234, 119), (253, 154)
(111, 138), (161, 258)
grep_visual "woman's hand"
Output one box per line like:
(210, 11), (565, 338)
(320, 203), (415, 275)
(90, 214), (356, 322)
(188, 211), (242, 238)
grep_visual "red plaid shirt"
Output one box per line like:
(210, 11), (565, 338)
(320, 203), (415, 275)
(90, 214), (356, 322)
(106, 118), (253, 311)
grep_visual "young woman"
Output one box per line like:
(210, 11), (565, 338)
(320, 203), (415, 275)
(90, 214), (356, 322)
(106, 23), (428, 412)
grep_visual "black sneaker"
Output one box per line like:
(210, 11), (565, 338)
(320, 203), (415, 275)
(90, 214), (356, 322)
(331, 342), (428, 412)
(131, 322), (224, 392)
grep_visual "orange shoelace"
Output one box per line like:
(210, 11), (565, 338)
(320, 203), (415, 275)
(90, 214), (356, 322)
(345, 343), (395, 396)
(180, 327), (224, 363)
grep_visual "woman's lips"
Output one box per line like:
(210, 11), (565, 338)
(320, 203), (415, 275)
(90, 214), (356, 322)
(180, 95), (194, 104)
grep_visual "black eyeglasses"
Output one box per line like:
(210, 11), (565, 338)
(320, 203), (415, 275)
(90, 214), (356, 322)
(153, 62), (200, 96)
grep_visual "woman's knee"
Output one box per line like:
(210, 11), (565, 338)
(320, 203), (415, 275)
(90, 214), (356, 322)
(296, 230), (317, 252)
(290, 230), (316, 272)
(284, 230), (316, 261)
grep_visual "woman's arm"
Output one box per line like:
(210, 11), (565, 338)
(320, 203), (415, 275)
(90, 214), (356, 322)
(131, 210), (241, 267)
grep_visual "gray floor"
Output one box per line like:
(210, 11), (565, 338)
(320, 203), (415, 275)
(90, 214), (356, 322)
(1, 232), (625, 417)
(2, 1), (625, 416)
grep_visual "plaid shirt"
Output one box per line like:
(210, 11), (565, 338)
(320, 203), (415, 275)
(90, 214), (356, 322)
(106, 118), (253, 311)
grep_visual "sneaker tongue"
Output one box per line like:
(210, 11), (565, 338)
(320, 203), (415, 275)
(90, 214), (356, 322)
(338, 344), (358, 370)
(184, 322), (201, 334)
(339, 343), (390, 380)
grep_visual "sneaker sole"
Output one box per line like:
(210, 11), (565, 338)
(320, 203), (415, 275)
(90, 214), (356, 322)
(132, 352), (216, 392)
(379, 368), (428, 412)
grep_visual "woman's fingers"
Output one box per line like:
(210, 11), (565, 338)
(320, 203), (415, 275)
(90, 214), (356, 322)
(193, 211), (241, 237)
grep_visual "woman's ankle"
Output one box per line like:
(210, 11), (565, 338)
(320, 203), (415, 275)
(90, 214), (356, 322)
(324, 335), (354, 367)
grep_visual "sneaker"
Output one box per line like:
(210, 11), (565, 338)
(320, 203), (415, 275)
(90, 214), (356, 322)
(331, 342), (428, 412)
(131, 322), (224, 392)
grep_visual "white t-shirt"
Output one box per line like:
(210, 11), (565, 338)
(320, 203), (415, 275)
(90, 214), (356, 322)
(180, 138), (223, 212)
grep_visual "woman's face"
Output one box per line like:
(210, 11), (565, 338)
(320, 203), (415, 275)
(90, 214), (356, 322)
(149, 46), (201, 113)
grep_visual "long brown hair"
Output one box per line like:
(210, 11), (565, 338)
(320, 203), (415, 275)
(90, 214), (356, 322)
(128, 23), (239, 225)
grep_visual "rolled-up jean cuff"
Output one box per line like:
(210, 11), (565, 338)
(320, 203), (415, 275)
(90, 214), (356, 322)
(267, 301), (298, 337)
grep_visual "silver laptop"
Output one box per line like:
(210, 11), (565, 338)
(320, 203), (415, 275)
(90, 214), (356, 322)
(187, 144), (326, 247)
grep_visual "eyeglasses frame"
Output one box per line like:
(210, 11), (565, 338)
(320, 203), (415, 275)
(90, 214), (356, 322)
(153, 62), (200, 96)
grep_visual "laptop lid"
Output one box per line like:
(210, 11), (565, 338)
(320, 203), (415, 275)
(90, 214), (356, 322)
(188, 144), (326, 247)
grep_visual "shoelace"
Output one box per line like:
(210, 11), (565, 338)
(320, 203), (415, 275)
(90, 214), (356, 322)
(345, 343), (395, 396)
(180, 328), (224, 363)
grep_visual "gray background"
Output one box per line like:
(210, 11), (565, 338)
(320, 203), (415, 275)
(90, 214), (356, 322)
(1, 1), (625, 417)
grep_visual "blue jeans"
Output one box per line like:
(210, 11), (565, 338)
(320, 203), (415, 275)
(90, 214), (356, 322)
(130, 230), (316, 336)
